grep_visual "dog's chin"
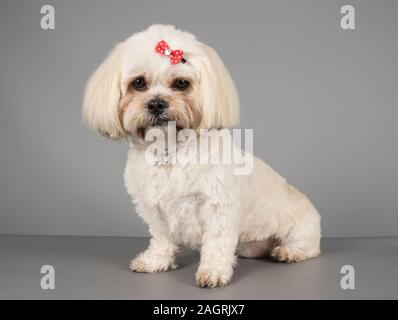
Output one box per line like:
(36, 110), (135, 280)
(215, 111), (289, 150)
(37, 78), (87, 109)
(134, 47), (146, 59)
(134, 117), (186, 140)
(135, 118), (172, 140)
(136, 121), (166, 139)
(129, 114), (166, 138)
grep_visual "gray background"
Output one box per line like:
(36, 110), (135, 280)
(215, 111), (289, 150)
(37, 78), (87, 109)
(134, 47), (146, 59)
(0, 0), (397, 238)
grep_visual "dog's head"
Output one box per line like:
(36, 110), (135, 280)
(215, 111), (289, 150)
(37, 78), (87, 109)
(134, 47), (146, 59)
(83, 24), (239, 140)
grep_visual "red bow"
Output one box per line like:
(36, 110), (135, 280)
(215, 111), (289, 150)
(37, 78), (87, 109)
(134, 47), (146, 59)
(155, 40), (186, 65)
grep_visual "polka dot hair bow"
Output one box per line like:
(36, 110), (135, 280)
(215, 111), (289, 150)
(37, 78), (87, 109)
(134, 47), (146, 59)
(155, 40), (187, 65)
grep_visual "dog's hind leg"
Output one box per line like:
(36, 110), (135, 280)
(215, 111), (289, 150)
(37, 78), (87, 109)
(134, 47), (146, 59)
(271, 209), (321, 263)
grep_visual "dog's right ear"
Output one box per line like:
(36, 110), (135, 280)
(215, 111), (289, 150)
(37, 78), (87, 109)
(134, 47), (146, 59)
(82, 43), (126, 139)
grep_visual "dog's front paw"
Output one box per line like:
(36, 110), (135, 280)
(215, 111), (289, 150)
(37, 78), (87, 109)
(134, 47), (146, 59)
(195, 265), (233, 288)
(130, 251), (178, 273)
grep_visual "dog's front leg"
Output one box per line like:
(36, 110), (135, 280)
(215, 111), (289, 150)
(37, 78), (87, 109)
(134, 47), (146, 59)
(130, 235), (179, 273)
(196, 201), (239, 288)
(130, 203), (178, 273)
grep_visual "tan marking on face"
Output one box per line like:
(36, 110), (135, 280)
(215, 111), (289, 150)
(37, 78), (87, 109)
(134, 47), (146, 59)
(163, 91), (201, 130)
(118, 71), (201, 138)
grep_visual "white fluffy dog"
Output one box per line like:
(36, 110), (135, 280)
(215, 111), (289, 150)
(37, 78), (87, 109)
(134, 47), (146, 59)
(83, 24), (321, 288)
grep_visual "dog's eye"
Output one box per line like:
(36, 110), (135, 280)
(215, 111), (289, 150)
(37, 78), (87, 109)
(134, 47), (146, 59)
(131, 76), (147, 91)
(172, 79), (190, 91)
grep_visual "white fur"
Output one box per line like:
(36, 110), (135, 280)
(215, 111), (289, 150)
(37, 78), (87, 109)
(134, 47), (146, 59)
(83, 25), (321, 288)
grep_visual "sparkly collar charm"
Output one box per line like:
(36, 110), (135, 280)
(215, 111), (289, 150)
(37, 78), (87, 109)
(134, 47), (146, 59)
(154, 148), (170, 167)
(155, 40), (187, 64)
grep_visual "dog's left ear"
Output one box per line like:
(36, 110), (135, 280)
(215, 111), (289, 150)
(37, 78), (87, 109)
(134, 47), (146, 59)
(82, 43), (126, 139)
(195, 44), (240, 129)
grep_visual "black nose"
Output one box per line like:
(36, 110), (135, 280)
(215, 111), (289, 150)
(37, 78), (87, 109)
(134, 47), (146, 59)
(147, 98), (168, 115)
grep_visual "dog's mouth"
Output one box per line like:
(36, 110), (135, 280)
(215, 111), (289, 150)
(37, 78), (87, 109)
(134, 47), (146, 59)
(136, 113), (169, 139)
(136, 115), (185, 140)
(149, 112), (170, 125)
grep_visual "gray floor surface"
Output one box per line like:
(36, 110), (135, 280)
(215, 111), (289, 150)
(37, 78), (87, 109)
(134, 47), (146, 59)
(0, 235), (397, 299)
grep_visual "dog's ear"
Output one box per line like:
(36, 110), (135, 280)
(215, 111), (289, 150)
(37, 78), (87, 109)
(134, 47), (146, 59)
(196, 44), (240, 129)
(83, 43), (125, 139)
